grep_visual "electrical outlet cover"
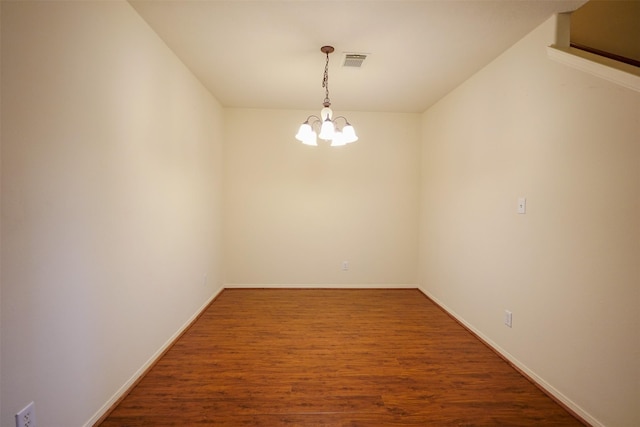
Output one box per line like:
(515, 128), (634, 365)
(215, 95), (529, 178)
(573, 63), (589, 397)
(16, 402), (36, 427)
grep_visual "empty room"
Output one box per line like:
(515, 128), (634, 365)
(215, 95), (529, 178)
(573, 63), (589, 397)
(1, 1), (638, 426)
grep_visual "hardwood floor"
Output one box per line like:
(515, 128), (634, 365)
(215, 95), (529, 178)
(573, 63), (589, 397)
(98, 289), (585, 426)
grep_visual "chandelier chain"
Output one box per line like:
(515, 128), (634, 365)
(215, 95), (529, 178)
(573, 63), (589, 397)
(322, 50), (330, 105)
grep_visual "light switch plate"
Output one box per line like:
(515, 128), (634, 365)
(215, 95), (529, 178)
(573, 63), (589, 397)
(504, 310), (513, 328)
(517, 197), (526, 214)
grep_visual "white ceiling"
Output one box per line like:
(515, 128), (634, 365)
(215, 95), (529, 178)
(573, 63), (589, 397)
(129, 0), (587, 113)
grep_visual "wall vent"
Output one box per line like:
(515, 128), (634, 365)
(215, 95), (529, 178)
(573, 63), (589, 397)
(343, 53), (368, 68)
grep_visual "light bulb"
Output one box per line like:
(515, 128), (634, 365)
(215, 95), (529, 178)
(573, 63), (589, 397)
(341, 124), (358, 143)
(331, 131), (347, 146)
(295, 122), (312, 141)
(321, 106), (333, 121)
(302, 131), (318, 146)
(319, 118), (335, 140)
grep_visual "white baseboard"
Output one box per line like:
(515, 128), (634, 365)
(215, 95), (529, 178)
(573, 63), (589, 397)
(417, 286), (602, 427)
(83, 287), (224, 426)
(223, 283), (418, 289)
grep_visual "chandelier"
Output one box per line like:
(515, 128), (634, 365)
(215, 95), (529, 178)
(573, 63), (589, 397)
(295, 46), (358, 147)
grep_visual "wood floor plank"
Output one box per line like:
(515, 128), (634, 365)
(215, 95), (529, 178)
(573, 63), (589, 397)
(98, 289), (585, 426)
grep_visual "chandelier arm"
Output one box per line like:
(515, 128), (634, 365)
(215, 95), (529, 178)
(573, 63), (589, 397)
(304, 115), (321, 123)
(331, 116), (350, 128)
(303, 115), (323, 133)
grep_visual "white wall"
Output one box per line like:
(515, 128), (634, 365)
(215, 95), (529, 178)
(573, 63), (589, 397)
(3, 2), (636, 426)
(224, 109), (420, 286)
(1, 2), (224, 426)
(419, 15), (639, 427)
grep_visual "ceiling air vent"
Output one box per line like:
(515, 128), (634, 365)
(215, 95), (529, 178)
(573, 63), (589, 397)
(343, 53), (368, 68)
